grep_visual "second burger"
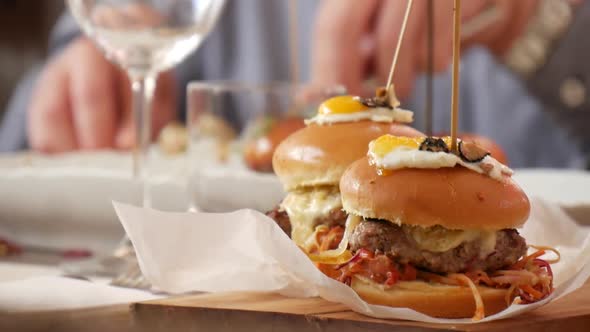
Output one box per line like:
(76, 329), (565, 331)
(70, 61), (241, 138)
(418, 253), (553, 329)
(268, 94), (422, 253)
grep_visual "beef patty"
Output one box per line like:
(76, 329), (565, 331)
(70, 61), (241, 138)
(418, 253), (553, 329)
(266, 208), (292, 235)
(266, 207), (348, 237)
(349, 219), (527, 274)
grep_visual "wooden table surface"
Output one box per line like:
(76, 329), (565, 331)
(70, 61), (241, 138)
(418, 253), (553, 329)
(0, 304), (133, 332)
(130, 281), (590, 332)
(3, 279), (589, 332)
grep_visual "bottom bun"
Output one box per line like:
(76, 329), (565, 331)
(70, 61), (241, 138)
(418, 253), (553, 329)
(351, 277), (512, 319)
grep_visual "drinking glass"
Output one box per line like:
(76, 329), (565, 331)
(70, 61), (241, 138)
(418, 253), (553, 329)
(68, 0), (226, 207)
(186, 81), (346, 212)
(62, 0), (225, 277)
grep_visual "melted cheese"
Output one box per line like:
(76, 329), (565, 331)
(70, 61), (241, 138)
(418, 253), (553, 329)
(479, 231), (498, 258)
(281, 187), (342, 246)
(404, 225), (497, 257)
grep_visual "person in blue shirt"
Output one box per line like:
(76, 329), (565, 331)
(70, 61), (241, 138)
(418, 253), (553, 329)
(1, 0), (588, 168)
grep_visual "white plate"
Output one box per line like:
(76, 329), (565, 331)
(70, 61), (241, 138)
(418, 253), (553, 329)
(512, 169), (590, 207)
(0, 150), (283, 253)
(513, 168), (590, 223)
(0, 262), (61, 283)
(0, 152), (184, 254)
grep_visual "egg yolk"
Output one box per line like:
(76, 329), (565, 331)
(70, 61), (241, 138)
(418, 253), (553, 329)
(318, 96), (369, 115)
(371, 135), (452, 158)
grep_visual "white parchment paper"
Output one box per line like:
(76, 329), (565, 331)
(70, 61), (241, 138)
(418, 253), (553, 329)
(114, 198), (590, 324)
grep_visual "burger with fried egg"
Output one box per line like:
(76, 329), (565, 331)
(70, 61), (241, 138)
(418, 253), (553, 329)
(268, 95), (422, 252)
(317, 135), (556, 320)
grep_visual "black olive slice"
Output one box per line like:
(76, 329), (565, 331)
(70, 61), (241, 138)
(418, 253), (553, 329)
(458, 140), (490, 163)
(419, 137), (450, 153)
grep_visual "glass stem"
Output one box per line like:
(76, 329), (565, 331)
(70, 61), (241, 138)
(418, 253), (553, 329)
(131, 73), (157, 208)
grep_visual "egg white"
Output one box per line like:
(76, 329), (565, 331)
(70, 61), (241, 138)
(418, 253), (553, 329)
(368, 146), (513, 181)
(305, 107), (413, 125)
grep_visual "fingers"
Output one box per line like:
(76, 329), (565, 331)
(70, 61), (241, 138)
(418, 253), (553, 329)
(151, 71), (177, 139)
(29, 38), (120, 152)
(91, 3), (163, 29)
(114, 69), (134, 149)
(413, 0), (536, 64)
(416, 0), (454, 73)
(311, 0), (381, 95)
(483, 0), (537, 55)
(27, 36), (176, 153)
(115, 71), (177, 150)
(121, 3), (165, 28)
(458, 0), (506, 48)
(68, 38), (118, 149)
(28, 59), (77, 153)
(377, 0), (508, 84)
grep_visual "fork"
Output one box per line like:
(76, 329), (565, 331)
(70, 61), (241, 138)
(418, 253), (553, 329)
(62, 235), (152, 290)
(110, 259), (152, 290)
(60, 236), (136, 277)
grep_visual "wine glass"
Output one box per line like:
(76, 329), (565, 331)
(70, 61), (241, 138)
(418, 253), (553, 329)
(67, 0), (226, 207)
(62, 0), (225, 277)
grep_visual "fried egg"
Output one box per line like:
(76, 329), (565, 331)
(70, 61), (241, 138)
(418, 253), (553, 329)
(305, 96), (413, 125)
(368, 135), (513, 181)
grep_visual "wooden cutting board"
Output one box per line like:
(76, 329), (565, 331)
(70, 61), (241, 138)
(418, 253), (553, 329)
(131, 280), (590, 332)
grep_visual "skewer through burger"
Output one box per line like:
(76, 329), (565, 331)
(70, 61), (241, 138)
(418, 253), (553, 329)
(316, 135), (557, 320)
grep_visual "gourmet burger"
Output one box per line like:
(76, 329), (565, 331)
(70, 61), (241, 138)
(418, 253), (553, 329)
(316, 135), (557, 320)
(268, 94), (422, 252)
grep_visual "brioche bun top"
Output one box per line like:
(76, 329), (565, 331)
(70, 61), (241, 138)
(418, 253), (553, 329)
(340, 157), (530, 230)
(272, 121), (422, 190)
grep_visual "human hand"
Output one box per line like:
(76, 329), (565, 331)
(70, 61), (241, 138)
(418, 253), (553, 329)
(312, 0), (538, 99)
(28, 37), (176, 153)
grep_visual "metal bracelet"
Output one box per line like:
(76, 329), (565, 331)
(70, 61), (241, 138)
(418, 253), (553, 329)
(503, 0), (574, 78)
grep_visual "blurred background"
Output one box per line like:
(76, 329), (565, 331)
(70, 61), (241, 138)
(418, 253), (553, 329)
(0, 0), (588, 169)
(0, 1), (63, 119)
